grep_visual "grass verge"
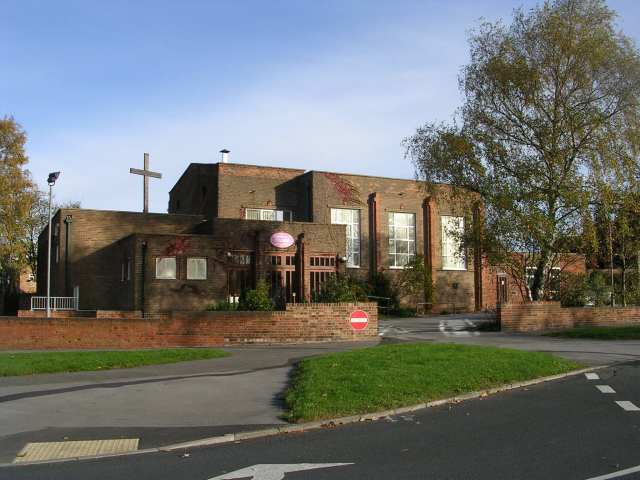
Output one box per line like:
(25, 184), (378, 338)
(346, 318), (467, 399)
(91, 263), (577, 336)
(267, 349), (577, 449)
(545, 325), (640, 340)
(0, 349), (229, 376)
(284, 343), (580, 422)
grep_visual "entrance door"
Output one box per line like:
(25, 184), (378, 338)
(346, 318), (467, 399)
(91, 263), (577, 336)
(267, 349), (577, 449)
(497, 275), (508, 305)
(265, 254), (297, 304)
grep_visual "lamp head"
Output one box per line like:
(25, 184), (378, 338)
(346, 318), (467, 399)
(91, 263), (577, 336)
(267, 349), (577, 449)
(47, 171), (61, 186)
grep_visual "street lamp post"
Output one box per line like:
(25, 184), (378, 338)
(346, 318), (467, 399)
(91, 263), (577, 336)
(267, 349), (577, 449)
(46, 171), (60, 318)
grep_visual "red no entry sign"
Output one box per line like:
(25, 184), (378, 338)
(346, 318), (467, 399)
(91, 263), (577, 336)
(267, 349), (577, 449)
(350, 310), (369, 331)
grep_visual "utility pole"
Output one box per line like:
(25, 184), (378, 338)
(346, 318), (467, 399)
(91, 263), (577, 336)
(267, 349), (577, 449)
(609, 212), (615, 307)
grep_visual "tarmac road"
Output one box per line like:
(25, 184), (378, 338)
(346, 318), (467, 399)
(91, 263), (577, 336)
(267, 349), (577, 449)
(3, 361), (639, 480)
(380, 314), (640, 365)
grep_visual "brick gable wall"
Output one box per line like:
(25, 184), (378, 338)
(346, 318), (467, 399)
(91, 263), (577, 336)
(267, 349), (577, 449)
(37, 210), (206, 309)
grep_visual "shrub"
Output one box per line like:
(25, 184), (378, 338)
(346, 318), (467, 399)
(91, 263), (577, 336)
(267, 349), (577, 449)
(560, 271), (612, 307)
(206, 301), (239, 311)
(238, 280), (275, 311)
(314, 274), (368, 303)
(586, 271), (612, 306)
(397, 255), (433, 305)
(368, 272), (400, 312)
(559, 272), (588, 307)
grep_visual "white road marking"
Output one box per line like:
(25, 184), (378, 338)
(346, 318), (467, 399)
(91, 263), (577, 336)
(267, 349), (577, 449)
(595, 385), (616, 394)
(208, 463), (353, 480)
(439, 320), (480, 337)
(584, 463), (640, 479)
(585, 373), (600, 380)
(615, 401), (640, 412)
(444, 331), (471, 337)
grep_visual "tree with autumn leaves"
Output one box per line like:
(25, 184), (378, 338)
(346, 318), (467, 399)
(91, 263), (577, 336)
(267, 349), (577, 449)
(406, 0), (640, 302)
(0, 117), (37, 285)
(0, 116), (80, 311)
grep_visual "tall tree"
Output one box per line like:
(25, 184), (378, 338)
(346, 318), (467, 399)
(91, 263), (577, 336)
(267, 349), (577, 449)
(0, 117), (36, 279)
(405, 0), (640, 301)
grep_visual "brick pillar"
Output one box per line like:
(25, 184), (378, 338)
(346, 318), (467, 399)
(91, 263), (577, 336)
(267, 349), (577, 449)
(254, 230), (265, 284)
(422, 198), (432, 269)
(473, 203), (482, 311)
(368, 193), (381, 275)
(296, 233), (307, 301)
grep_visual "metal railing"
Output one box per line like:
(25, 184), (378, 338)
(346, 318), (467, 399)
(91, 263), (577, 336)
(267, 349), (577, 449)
(367, 295), (393, 315)
(31, 296), (79, 311)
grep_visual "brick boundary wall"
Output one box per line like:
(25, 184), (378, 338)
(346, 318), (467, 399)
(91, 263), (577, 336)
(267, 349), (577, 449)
(17, 310), (144, 319)
(0, 303), (378, 350)
(499, 302), (640, 333)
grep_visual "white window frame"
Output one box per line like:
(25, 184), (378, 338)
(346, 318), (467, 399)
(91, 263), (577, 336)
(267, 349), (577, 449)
(388, 212), (416, 269)
(526, 265), (561, 298)
(441, 216), (466, 271)
(187, 257), (207, 280)
(330, 208), (361, 268)
(155, 257), (177, 280)
(244, 208), (290, 222)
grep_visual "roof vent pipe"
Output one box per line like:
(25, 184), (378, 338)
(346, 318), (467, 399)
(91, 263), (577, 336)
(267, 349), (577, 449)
(220, 149), (230, 163)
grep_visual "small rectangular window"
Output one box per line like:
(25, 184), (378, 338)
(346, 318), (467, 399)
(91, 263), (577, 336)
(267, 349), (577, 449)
(156, 257), (177, 279)
(122, 258), (131, 282)
(245, 208), (288, 222)
(231, 254), (251, 265)
(187, 257), (207, 280)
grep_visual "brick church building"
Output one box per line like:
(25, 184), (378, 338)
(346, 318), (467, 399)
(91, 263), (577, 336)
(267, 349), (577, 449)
(37, 161), (511, 313)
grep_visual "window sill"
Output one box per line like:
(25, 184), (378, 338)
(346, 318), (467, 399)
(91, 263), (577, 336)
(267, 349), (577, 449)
(243, 219), (284, 222)
(440, 268), (468, 272)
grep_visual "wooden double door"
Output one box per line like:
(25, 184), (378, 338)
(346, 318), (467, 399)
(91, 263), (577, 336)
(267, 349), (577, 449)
(265, 253), (298, 303)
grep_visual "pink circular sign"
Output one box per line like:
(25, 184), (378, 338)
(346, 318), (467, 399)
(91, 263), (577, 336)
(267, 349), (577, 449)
(270, 232), (295, 249)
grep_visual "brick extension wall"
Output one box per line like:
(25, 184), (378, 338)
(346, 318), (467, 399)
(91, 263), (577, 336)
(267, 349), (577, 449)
(0, 303), (378, 350)
(499, 302), (640, 332)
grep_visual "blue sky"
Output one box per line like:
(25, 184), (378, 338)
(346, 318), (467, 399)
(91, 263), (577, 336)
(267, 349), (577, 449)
(3, 0), (639, 212)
